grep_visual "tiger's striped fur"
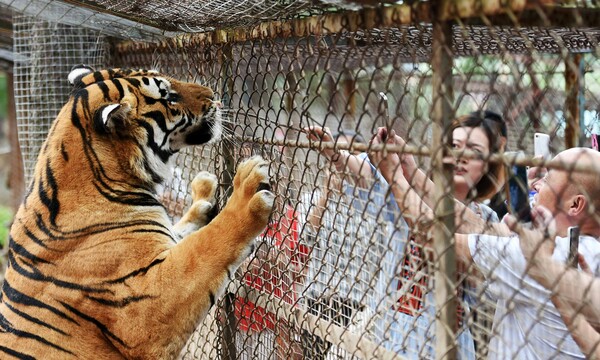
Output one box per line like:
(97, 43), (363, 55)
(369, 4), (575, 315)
(0, 66), (274, 359)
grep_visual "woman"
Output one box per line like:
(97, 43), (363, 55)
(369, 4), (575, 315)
(377, 111), (506, 224)
(305, 113), (504, 358)
(369, 111), (508, 358)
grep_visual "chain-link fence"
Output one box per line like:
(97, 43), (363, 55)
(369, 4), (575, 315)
(2, 1), (600, 359)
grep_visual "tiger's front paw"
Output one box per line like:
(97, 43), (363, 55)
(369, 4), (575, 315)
(191, 171), (218, 203)
(230, 156), (274, 230)
(173, 171), (218, 240)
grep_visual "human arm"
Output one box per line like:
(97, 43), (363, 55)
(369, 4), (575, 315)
(368, 127), (510, 236)
(507, 208), (600, 329)
(521, 255), (600, 330)
(366, 129), (486, 280)
(454, 201), (511, 235)
(551, 288), (600, 359)
(304, 126), (372, 186)
(525, 253), (600, 357)
(306, 170), (340, 233)
(507, 207), (600, 358)
(366, 128), (434, 230)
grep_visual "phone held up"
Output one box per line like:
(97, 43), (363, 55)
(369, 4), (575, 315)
(534, 133), (551, 160)
(567, 226), (580, 269)
(506, 155), (532, 223)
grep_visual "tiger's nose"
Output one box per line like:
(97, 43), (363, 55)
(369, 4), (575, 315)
(213, 101), (223, 109)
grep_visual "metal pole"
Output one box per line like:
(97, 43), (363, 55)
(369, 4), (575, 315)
(431, 8), (457, 360)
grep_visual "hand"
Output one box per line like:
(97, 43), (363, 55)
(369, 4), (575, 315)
(368, 127), (404, 185)
(389, 132), (418, 180)
(505, 205), (556, 263)
(303, 126), (337, 160)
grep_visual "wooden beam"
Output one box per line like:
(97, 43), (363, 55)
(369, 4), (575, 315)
(116, 0), (560, 50)
(431, 3), (457, 359)
(564, 53), (584, 148)
(217, 42), (238, 360)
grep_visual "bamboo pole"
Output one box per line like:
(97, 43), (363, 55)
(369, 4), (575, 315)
(431, 4), (457, 360)
(230, 136), (600, 175)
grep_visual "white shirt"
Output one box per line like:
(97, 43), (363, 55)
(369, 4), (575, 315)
(468, 233), (600, 359)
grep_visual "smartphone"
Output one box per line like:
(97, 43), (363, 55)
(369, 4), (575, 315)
(506, 158), (532, 222)
(534, 133), (551, 159)
(567, 226), (580, 269)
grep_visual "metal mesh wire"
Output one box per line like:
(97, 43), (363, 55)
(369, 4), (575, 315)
(5, 1), (600, 359)
(83, 0), (322, 31)
(12, 14), (109, 185)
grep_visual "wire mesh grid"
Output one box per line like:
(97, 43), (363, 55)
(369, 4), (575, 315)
(5, 1), (600, 359)
(12, 14), (109, 185)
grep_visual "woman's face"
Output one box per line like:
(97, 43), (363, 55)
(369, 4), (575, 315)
(451, 126), (490, 196)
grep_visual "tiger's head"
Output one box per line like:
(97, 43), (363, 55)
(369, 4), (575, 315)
(62, 65), (222, 188)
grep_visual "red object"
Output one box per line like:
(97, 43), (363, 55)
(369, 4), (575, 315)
(396, 239), (464, 326)
(396, 241), (427, 316)
(235, 205), (309, 332)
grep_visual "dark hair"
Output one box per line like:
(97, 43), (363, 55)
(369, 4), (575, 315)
(448, 110), (507, 201)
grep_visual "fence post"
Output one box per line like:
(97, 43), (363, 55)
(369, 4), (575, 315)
(564, 53), (584, 148)
(431, 7), (457, 360)
(218, 41), (238, 360)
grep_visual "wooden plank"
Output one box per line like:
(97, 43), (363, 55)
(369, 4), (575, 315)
(431, 3), (457, 359)
(564, 53), (583, 148)
(116, 1), (565, 50)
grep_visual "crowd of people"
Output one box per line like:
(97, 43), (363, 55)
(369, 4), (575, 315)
(233, 110), (600, 359)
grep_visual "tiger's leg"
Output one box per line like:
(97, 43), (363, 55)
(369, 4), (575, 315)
(175, 155), (273, 275)
(173, 171), (218, 240)
(118, 156), (274, 359)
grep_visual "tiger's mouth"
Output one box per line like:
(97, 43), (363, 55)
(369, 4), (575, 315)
(175, 106), (222, 148)
(185, 120), (217, 145)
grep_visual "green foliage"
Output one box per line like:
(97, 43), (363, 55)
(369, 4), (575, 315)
(0, 205), (11, 248)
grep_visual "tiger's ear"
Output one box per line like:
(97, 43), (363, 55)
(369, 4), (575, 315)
(93, 103), (132, 134)
(68, 65), (95, 88)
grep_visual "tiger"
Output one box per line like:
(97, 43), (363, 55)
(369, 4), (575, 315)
(0, 66), (274, 359)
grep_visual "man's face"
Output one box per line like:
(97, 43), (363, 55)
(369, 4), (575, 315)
(535, 166), (571, 234)
(528, 166), (547, 194)
(534, 148), (600, 236)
